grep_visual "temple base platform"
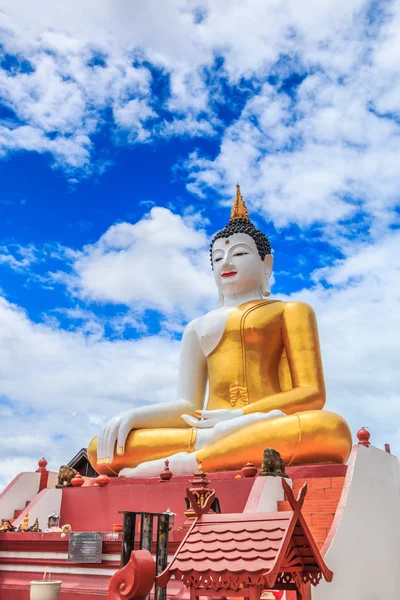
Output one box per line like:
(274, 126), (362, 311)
(0, 444), (399, 599)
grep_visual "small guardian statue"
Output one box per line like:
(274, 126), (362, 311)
(259, 448), (288, 478)
(56, 465), (78, 488)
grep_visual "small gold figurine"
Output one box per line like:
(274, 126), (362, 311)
(18, 513), (30, 532)
(0, 519), (15, 532)
(27, 518), (41, 532)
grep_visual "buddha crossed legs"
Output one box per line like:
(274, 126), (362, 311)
(88, 186), (352, 476)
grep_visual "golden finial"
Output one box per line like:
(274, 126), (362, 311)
(230, 184), (250, 221)
(198, 459), (203, 473)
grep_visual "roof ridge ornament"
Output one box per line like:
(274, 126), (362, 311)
(185, 464), (216, 519)
(230, 183), (250, 221)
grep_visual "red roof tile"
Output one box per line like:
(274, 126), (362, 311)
(171, 513), (291, 575)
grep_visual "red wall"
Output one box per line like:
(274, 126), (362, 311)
(60, 475), (256, 531)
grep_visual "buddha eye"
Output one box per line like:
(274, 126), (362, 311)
(214, 257), (223, 262)
(233, 252), (248, 257)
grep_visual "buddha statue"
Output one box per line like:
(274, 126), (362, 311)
(88, 185), (352, 477)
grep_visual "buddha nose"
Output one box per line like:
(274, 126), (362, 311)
(222, 255), (234, 269)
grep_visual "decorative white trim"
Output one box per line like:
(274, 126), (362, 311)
(0, 551), (67, 560)
(0, 551), (120, 561)
(0, 564), (117, 576)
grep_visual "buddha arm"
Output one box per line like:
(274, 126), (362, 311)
(129, 318), (207, 429)
(242, 302), (326, 417)
(175, 318), (208, 423)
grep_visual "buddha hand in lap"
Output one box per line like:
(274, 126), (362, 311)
(88, 185), (352, 477)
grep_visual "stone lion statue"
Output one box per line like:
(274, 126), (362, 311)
(56, 465), (78, 488)
(259, 448), (287, 478)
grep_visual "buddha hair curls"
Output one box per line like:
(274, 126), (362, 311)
(210, 218), (271, 268)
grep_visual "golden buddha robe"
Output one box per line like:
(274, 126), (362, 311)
(89, 300), (352, 475)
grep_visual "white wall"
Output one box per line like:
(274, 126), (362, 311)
(0, 472), (40, 521)
(46, 471), (59, 489)
(244, 476), (288, 512)
(314, 445), (400, 600)
(13, 488), (62, 531)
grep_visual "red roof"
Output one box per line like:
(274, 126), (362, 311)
(173, 512), (292, 574)
(158, 481), (333, 592)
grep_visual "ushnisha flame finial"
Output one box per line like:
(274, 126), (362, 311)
(230, 183), (250, 221)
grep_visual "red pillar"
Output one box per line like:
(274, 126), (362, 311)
(36, 458), (49, 492)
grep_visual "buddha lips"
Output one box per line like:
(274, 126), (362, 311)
(221, 271), (237, 278)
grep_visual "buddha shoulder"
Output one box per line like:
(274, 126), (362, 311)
(183, 307), (233, 357)
(279, 301), (319, 328)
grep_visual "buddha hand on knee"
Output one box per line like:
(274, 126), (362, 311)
(194, 409), (286, 450)
(181, 408), (244, 428)
(97, 408), (139, 463)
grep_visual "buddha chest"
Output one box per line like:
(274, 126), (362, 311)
(205, 300), (286, 410)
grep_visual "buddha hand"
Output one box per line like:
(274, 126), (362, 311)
(181, 408), (244, 428)
(97, 408), (138, 462)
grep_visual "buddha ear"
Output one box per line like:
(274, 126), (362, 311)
(262, 254), (273, 297)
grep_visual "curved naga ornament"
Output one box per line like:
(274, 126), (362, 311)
(108, 549), (155, 600)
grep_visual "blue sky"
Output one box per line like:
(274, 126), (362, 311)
(1, 0), (400, 488)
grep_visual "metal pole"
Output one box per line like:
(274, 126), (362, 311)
(120, 512), (136, 567)
(140, 513), (153, 553)
(140, 513), (154, 600)
(155, 514), (170, 600)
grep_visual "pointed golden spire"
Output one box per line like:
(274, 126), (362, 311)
(230, 184), (250, 221)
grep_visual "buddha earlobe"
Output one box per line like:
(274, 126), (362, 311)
(262, 280), (271, 297)
(262, 254), (273, 297)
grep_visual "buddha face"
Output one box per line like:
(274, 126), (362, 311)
(212, 232), (272, 298)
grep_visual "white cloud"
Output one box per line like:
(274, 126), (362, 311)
(0, 205), (218, 488)
(0, 294), (181, 488)
(1, 0), (394, 173)
(113, 99), (156, 142)
(60, 207), (216, 317)
(0, 296), (180, 411)
(0, 124), (93, 169)
(159, 114), (219, 138)
(0, 244), (38, 271)
(0, 7), (155, 168)
(185, 70), (400, 234)
(0, 1), (215, 169)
